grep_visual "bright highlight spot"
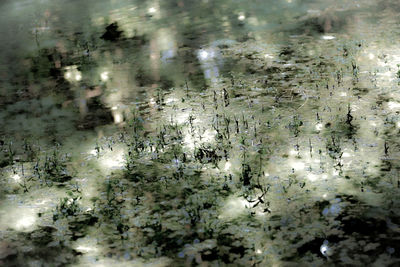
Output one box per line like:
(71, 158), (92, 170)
(66, 198), (74, 205)
(388, 101), (400, 110)
(308, 174), (318, 181)
(114, 112), (123, 124)
(224, 161), (231, 171)
(184, 128), (215, 150)
(199, 50), (209, 60)
(291, 161), (305, 170)
(175, 112), (189, 124)
(320, 240), (333, 256)
(238, 15), (246, 21)
(219, 197), (248, 219)
(88, 149), (97, 156)
(11, 174), (20, 181)
(76, 246), (96, 253)
(316, 123), (323, 131)
(368, 53), (375, 60)
(100, 148), (125, 170)
(101, 71), (109, 81)
(148, 7), (156, 14)
(64, 66), (82, 83)
(322, 35), (335, 40)
(15, 214), (36, 230)
(342, 152), (351, 158)
(165, 97), (177, 104)
(198, 48), (215, 62)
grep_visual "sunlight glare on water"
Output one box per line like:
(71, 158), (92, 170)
(1, 0), (400, 265)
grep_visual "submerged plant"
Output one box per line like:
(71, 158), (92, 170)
(288, 115), (303, 137)
(41, 149), (72, 184)
(53, 194), (81, 221)
(8, 141), (15, 170)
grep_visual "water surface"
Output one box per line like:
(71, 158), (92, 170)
(1, 0), (400, 266)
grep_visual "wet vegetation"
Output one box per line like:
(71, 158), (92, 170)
(2, 0), (400, 266)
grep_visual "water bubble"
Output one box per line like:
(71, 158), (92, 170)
(320, 240), (332, 256)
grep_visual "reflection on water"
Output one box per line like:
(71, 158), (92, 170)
(1, 0), (400, 266)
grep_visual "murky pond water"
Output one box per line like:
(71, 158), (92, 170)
(1, 0), (400, 266)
